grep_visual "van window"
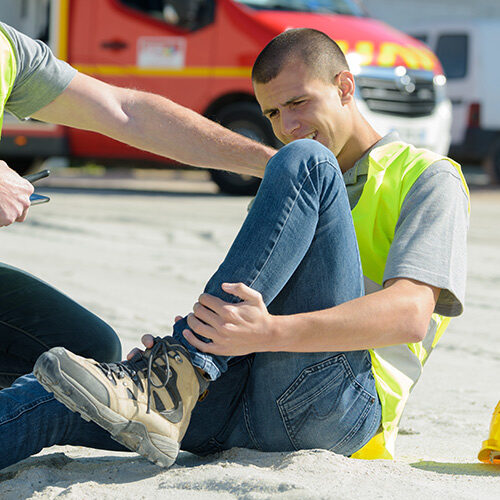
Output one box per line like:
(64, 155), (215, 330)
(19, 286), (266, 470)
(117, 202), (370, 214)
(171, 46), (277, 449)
(235, 0), (366, 16)
(436, 34), (468, 79)
(119, 0), (214, 31)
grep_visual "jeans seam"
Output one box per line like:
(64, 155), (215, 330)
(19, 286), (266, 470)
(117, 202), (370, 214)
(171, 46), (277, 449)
(277, 396), (300, 451)
(242, 390), (263, 451)
(0, 319), (50, 351)
(247, 160), (332, 290)
(0, 393), (55, 425)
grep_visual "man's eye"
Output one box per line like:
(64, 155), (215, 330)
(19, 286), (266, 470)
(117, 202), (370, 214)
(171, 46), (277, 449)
(292, 100), (305, 107)
(268, 110), (278, 119)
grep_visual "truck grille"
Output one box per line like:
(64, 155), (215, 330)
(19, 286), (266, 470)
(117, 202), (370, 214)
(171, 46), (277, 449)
(356, 70), (436, 118)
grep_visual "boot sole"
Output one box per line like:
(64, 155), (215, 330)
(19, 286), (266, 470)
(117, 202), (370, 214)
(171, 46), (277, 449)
(34, 349), (179, 468)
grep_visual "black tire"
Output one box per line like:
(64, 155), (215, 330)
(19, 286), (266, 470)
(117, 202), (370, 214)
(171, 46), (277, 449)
(209, 102), (278, 195)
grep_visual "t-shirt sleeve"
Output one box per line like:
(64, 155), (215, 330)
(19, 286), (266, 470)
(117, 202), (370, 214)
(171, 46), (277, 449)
(0, 22), (77, 120)
(383, 160), (470, 317)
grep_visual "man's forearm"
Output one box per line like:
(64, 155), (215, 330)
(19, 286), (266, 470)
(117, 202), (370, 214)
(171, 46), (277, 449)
(119, 90), (274, 177)
(32, 73), (275, 177)
(269, 279), (439, 353)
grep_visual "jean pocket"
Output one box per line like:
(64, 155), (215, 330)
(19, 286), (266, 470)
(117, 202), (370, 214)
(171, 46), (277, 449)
(276, 353), (375, 454)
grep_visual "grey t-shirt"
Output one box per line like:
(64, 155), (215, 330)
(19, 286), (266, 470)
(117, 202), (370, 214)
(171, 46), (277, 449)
(0, 22), (76, 119)
(344, 132), (469, 317)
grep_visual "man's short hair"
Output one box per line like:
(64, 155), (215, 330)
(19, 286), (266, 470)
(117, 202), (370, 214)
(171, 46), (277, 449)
(252, 28), (349, 85)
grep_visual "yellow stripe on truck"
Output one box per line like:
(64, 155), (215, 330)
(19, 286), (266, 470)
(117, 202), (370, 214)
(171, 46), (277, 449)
(74, 65), (253, 78)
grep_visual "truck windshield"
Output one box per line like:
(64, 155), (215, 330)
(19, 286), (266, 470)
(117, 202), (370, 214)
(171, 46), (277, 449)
(235, 0), (366, 16)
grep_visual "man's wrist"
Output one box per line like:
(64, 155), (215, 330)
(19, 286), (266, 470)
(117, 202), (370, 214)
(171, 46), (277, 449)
(268, 314), (292, 352)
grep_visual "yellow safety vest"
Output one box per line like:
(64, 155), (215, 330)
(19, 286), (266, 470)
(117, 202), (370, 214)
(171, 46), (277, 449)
(350, 141), (470, 460)
(0, 26), (17, 133)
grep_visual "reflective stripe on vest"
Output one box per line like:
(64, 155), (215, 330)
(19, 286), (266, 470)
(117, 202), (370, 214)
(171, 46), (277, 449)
(0, 27), (17, 134)
(350, 141), (470, 460)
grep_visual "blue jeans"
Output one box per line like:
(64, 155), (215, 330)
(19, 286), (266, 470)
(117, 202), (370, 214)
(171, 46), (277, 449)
(0, 140), (381, 470)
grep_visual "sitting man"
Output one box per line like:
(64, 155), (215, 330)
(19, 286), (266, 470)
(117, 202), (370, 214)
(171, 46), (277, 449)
(1, 28), (469, 470)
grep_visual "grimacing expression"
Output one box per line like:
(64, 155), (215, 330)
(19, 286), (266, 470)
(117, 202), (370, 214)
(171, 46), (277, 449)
(253, 61), (353, 157)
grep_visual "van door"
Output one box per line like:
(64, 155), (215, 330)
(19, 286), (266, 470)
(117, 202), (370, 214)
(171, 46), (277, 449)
(434, 31), (473, 147)
(70, 0), (216, 161)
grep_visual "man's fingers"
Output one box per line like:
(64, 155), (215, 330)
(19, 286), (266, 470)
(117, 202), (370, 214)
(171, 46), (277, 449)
(126, 347), (143, 360)
(198, 284), (262, 313)
(183, 329), (216, 354)
(16, 204), (30, 223)
(192, 302), (219, 327)
(198, 293), (229, 313)
(186, 313), (216, 339)
(127, 334), (154, 360)
(221, 282), (262, 302)
(141, 334), (155, 348)
(174, 315), (183, 323)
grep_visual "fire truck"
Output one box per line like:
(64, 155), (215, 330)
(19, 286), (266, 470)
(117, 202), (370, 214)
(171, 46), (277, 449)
(0, 0), (451, 194)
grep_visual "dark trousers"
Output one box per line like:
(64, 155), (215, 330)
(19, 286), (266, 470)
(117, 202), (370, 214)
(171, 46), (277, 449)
(0, 263), (122, 388)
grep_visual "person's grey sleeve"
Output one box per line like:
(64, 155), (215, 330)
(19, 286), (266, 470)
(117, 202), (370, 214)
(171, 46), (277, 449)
(0, 22), (77, 120)
(383, 160), (470, 317)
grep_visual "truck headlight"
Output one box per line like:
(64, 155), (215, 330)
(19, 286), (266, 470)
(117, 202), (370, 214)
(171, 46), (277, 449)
(433, 74), (447, 104)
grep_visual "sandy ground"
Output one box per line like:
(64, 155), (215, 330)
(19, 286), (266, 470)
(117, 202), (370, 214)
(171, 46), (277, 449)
(0, 168), (499, 499)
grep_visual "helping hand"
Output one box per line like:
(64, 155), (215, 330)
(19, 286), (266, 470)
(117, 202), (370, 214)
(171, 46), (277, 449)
(126, 316), (184, 360)
(0, 161), (34, 226)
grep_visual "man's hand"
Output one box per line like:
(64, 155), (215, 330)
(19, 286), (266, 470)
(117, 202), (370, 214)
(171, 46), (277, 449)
(183, 283), (276, 356)
(0, 161), (34, 226)
(126, 315), (184, 360)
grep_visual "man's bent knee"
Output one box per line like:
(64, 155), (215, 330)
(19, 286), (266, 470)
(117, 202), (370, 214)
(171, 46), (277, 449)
(264, 139), (341, 182)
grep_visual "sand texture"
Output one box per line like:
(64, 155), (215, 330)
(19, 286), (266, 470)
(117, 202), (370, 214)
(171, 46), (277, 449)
(0, 175), (499, 498)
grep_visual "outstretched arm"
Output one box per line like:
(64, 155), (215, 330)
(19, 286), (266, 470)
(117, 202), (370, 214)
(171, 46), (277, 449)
(32, 73), (275, 177)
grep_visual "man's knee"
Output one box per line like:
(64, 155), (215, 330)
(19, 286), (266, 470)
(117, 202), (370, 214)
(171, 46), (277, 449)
(265, 139), (340, 180)
(93, 326), (122, 362)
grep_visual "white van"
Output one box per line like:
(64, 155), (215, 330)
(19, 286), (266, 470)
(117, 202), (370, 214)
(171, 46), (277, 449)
(404, 19), (500, 181)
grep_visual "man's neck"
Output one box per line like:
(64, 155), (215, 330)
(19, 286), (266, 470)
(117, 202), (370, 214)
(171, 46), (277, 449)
(337, 117), (382, 173)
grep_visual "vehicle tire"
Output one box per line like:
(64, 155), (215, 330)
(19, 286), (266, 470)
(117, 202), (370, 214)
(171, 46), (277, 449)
(209, 102), (279, 195)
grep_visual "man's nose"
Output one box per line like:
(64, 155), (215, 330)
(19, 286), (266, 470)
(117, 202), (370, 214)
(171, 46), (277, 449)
(280, 113), (300, 137)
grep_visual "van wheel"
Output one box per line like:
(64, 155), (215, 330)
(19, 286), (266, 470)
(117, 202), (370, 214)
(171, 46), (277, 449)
(210, 102), (278, 195)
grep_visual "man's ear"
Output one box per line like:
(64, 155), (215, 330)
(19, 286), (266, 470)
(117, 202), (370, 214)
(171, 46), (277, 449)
(337, 71), (355, 104)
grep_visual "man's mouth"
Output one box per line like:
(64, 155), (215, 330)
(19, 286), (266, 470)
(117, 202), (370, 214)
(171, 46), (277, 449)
(303, 131), (317, 140)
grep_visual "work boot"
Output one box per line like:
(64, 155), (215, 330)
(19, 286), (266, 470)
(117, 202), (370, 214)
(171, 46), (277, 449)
(34, 336), (209, 468)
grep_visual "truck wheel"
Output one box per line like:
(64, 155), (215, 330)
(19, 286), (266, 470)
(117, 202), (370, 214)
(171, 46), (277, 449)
(210, 102), (278, 195)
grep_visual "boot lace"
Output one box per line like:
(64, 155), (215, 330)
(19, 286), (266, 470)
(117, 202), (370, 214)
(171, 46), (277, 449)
(97, 336), (184, 414)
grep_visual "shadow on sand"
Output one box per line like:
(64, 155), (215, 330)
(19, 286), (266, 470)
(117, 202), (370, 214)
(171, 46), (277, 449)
(410, 460), (500, 476)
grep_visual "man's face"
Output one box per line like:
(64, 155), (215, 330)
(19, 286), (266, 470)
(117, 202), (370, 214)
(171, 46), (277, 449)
(254, 60), (353, 157)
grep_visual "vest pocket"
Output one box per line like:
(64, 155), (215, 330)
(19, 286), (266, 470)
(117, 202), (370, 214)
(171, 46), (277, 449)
(277, 353), (375, 454)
